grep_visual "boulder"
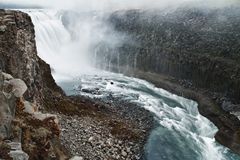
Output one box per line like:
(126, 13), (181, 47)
(9, 150), (29, 160)
(23, 101), (35, 114)
(9, 79), (27, 98)
(0, 25), (7, 32)
(2, 72), (13, 80)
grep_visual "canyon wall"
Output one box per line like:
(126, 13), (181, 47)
(96, 7), (240, 108)
(93, 6), (240, 154)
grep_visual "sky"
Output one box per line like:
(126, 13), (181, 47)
(1, 0), (239, 10)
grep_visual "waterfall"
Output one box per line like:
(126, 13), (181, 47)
(22, 9), (106, 80)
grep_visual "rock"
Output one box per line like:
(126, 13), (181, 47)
(0, 25), (7, 32)
(70, 156), (84, 160)
(121, 150), (127, 157)
(0, 72), (4, 91)
(9, 150), (29, 160)
(0, 92), (14, 139)
(0, 10), (63, 106)
(222, 101), (240, 112)
(2, 72), (13, 80)
(7, 142), (22, 150)
(33, 113), (59, 124)
(0, 10), (68, 159)
(9, 79), (27, 98)
(23, 101), (35, 114)
(88, 136), (94, 142)
(106, 138), (113, 146)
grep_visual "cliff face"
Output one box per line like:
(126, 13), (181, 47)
(0, 71), (67, 160)
(0, 10), (68, 159)
(0, 9), (63, 106)
(94, 7), (240, 154)
(96, 7), (240, 106)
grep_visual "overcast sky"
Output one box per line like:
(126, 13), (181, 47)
(1, 0), (238, 10)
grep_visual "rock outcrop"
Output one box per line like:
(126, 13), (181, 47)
(94, 6), (240, 154)
(0, 9), (67, 159)
(0, 71), (67, 160)
(0, 9), (63, 107)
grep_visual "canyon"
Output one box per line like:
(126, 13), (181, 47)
(1, 5), (240, 160)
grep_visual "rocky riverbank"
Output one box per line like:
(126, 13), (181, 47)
(44, 95), (154, 160)
(0, 9), (154, 159)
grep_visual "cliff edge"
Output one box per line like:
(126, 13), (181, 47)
(0, 9), (63, 107)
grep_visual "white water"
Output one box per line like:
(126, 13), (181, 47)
(23, 9), (240, 160)
(22, 9), (100, 80)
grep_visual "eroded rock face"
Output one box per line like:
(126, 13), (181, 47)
(0, 71), (66, 159)
(0, 71), (16, 139)
(0, 9), (63, 106)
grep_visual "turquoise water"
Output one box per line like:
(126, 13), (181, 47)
(58, 71), (240, 160)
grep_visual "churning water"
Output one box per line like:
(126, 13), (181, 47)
(23, 9), (240, 160)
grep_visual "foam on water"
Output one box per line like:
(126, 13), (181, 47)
(58, 70), (239, 160)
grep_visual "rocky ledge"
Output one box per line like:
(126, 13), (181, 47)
(0, 9), (153, 159)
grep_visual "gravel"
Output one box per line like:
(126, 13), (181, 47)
(52, 96), (154, 160)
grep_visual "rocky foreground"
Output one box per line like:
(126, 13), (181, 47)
(0, 70), (153, 160)
(0, 9), (153, 159)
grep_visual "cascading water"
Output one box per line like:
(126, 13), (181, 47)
(22, 9), (101, 80)
(23, 9), (240, 160)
